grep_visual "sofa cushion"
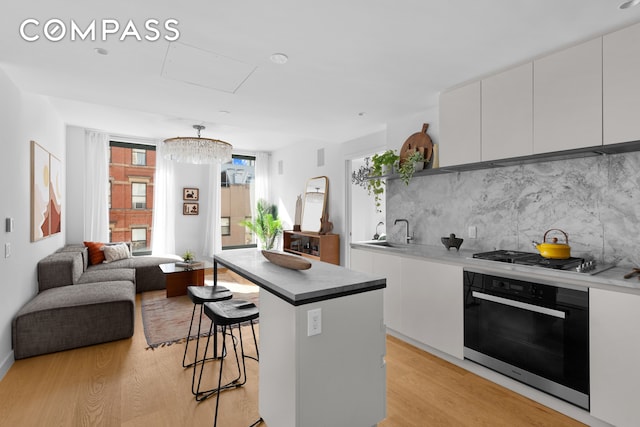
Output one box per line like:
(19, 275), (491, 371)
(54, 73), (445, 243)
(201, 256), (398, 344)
(57, 245), (89, 271)
(38, 252), (84, 292)
(103, 243), (131, 263)
(12, 280), (135, 359)
(84, 241), (107, 265)
(77, 268), (135, 284)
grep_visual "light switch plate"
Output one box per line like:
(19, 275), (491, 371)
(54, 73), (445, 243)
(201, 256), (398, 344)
(468, 226), (477, 239)
(5, 243), (11, 258)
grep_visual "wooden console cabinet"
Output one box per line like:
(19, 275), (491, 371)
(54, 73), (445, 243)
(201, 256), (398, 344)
(283, 231), (340, 265)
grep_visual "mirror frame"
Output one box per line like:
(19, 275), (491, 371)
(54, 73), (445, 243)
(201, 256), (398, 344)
(301, 176), (328, 232)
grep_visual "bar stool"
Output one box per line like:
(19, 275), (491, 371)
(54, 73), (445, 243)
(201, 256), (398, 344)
(196, 299), (260, 426)
(183, 285), (233, 394)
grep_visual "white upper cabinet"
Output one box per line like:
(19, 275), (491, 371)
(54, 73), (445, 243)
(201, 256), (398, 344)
(481, 63), (533, 161)
(603, 22), (640, 146)
(439, 81), (481, 167)
(533, 38), (603, 153)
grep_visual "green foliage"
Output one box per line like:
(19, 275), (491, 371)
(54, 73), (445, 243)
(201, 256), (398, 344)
(398, 150), (426, 185)
(240, 199), (283, 250)
(368, 150), (399, 211)
(182, 249), (194, 262)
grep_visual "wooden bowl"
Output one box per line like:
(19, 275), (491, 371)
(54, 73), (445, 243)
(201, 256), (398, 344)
(261, 250), (312, 270)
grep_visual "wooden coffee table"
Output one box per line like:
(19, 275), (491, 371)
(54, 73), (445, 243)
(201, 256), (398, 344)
(159, 261), (212, 297)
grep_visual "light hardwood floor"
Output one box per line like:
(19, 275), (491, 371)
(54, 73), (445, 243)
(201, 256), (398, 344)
(0, 271), (584, 427)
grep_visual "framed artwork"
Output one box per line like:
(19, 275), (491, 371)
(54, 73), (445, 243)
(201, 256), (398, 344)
(31, 141), (62, 241)
(183, 187), (199, 201)
(183, 203), (199, 215)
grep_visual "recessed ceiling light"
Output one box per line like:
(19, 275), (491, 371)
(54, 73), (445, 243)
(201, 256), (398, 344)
(358, 112), (366, 117)
(94, 47), (109, 55)
(619, 0), (640, 9)
(270, 53), (288, 64)
(219, 110), (230, 114)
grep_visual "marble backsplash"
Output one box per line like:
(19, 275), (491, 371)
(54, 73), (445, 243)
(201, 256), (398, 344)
(386, 150), (640, 267)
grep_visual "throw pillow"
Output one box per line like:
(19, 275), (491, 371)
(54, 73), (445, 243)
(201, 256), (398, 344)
(84, 241), (106, 265)
(103, 243), (131, 263)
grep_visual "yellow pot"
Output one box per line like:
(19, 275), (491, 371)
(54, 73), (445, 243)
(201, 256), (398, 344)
(534, 229), (571, 259)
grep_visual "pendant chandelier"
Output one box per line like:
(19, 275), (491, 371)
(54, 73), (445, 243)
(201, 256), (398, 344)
(163, 124), (232, 164)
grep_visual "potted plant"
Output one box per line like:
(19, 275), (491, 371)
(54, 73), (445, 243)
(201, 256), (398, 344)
(182, 249), (195, 263)
(398, 150), (427, 185)
(240, 199), (283, 250)
(367, 150), (399, 211)
(371, 149), (399, 176)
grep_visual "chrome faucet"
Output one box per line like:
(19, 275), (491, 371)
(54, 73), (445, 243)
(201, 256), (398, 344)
(373, 221), (385, 240)
(394, 219), (413, 244)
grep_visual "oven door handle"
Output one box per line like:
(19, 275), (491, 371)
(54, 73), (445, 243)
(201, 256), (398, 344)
(471, 291), (566, 319)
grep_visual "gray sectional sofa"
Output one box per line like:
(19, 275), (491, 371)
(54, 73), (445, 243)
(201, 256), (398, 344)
(12, 244), (180, 359)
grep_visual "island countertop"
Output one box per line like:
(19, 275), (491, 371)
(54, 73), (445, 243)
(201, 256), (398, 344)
(214, 248), (386, 306)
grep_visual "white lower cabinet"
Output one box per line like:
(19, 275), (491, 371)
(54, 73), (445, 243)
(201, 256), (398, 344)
(350, 248), (403, 332)
(590, 288), (640, 427)
(350, 248), (464, 359)
(401, 257), (463, 359)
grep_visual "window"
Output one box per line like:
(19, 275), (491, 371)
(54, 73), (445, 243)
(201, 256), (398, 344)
(244, 216), (253, 245)
(221, 217), (231, 236)
(109, 142), (156, 255)
(132, 183), (147, 209)
(132, 149), (146, 165)
(131, 227), (147, 252)
(220, 155), (256, 249)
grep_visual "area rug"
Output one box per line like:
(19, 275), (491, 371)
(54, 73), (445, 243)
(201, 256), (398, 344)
(141, 282), (259, 350)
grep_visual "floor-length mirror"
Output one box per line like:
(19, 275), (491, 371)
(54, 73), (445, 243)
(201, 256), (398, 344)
(301, 176), (328, 232)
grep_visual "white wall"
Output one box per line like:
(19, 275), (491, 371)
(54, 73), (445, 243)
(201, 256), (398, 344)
(270, 110), (438, 266)
(173, 162), (210, 259)
(0, 69), (65, 377)
(271, 141), (346, 259)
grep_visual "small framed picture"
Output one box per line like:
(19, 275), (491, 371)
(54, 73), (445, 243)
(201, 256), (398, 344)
(183, 187), (199, 201)
(183, 203), (199, 215)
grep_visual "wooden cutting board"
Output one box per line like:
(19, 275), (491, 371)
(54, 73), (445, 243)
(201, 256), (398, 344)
(399, 123), (433, 165)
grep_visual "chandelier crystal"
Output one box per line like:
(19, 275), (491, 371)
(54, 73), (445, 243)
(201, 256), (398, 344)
(163, 125), (232, 164)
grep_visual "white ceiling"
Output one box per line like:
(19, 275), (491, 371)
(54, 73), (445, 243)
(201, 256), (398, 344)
(2, 1), (640, 152)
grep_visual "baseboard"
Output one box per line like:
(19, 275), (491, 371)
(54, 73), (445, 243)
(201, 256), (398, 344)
(0, 350), (14, 381)
(385, 329), (612, 427)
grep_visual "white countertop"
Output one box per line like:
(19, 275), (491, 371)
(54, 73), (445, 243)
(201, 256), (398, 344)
(350, 241), (640, 295)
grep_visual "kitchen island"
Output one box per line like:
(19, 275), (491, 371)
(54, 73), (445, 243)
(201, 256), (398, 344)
(214, 248), (387, 427)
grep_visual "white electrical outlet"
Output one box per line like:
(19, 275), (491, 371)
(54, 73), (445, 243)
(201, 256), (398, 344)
(468, 226), (477, 239)
(307, 308), (322, 336)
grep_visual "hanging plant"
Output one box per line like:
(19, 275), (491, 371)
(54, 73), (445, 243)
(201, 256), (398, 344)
(398, 150), (427, 185)
(369, 150), (399, 211)
(351, 150), (401, 212)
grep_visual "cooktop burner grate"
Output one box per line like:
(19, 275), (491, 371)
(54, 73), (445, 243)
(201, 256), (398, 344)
(473, 250), (584, 270)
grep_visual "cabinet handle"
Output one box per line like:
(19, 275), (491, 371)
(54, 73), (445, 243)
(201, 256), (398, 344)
(471, 291), (566, 319)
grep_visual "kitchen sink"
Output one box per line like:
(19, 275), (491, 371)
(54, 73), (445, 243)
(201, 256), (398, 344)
(355, 240), (405, 250)
(366, 240), (392, 247)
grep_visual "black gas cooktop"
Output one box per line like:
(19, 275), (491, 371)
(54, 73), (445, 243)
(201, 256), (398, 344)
(472, 250), (584, 270)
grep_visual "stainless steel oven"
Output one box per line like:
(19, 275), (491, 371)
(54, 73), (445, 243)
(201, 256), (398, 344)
(463, 269), (589, 410)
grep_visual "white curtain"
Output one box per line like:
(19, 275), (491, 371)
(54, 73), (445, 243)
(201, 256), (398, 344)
(202, 162), (222, 259)
(83, 131), (110, 242)
(254, 151), (270, 205)
(151, 141), (176, 255)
